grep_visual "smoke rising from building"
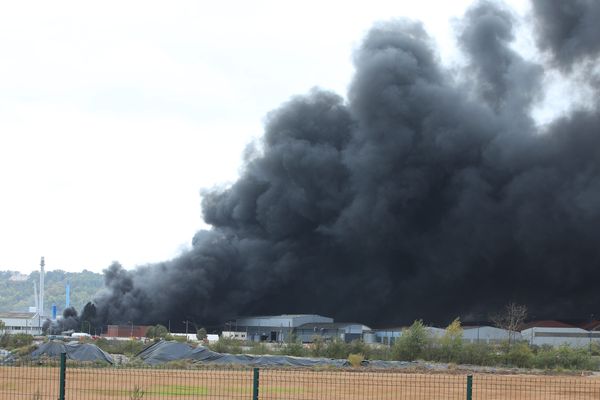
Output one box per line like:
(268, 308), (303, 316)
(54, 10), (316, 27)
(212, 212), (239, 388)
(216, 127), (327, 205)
(84, 0), (600, 329)
(43, 307), (80, 335)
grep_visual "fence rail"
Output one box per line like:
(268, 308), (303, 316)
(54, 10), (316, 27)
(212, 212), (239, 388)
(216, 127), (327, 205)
(2, 354), (600, 399)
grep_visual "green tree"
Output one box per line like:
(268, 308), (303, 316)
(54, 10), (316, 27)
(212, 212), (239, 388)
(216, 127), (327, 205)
(440, 318), (464, 362)
(0, 320), (5, 332)
(146, 324), (170, 339)
(310, 335), (326, 357)
(196, 327), (207, 341)
(392, 320), (430, 361)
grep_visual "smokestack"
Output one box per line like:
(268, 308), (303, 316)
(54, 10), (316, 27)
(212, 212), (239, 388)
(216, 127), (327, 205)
(66, 282), (70, 308)
(33, 281), (38, 314)
(39, 257), (44, 317)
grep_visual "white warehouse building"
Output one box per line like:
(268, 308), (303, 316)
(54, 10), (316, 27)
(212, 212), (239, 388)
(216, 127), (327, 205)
(462, 326), (522, 344)
(0, 312), (43, 335)
(521, 323), (600, 348)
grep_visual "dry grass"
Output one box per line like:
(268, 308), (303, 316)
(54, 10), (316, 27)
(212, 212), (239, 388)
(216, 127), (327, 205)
(2, 365), (600, 399)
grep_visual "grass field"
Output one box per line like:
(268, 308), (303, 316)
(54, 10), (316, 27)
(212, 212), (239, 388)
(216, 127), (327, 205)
(2, 365), (600, 399)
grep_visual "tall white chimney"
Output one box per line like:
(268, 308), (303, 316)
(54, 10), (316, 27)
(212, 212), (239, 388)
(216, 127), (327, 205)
(39, 257), (45, 317)
(33, 281), (39, 313)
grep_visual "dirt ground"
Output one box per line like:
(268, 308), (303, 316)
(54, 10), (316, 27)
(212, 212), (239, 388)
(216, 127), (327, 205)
(2, 366), (600, 399)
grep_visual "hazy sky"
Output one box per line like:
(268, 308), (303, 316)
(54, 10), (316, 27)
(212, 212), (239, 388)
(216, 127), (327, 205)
(0, 0), (557, 273)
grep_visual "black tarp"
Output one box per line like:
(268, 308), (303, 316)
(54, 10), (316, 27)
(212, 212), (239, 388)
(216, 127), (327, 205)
(0, 349), (15, 365)
(136, 341), (453, 369)
(136, 340), (349, 367)
(65, 342), (113, 364)
(31, 340), (113, 364)
(30, 341), (68, 358)
(135, 340), (196, 365)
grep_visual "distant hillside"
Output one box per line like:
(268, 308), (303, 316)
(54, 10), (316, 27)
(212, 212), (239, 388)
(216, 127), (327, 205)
(0, 269), (104, 315)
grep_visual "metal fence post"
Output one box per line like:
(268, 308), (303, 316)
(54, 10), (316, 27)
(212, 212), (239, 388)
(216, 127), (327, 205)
(59, 352), (66, 400)
(252, 368), (260, 400)
(466, 375), (472, 400)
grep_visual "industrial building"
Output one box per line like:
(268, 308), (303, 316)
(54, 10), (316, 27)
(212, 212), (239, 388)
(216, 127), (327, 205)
(233, 315), (337, 342)
(295, 322), (371, 343)
(0, 312), (43, 335)
(105, 324), (151, 338)
(374, 326), (446, 345)
(462, 326), (522, 343)
(231, 315), (373, 343)
(520, 321), (600, 348)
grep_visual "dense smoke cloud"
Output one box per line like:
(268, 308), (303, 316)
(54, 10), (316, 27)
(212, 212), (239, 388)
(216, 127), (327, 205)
(86, 0), (600, 329)
(43, 307), (80, 335)
(531, 0), (600, 70)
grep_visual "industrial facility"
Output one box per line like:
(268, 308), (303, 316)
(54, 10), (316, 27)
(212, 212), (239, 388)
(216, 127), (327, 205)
(232, 314), (334, 342)
(2, 258), (600, 350)
(0, 311), (43, 335)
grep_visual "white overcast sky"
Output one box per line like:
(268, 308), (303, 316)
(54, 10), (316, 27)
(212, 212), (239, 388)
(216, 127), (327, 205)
(0, 0), (558, 274)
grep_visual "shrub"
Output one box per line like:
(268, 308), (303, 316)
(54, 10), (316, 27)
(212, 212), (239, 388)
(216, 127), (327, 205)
(392, 320), (430, 361)
(348, 353), (364, 367)
(458, 342), (497, 366)
(310, 336), (326, 357)
(0, 333), (34, 350)
(248, 343), (269, 355)
(95, 338), (145, 356)
(504, 343), (533, 368)
(209, 337), (242, 354)
(129, 385), (145, 399)
(438, 318), (463, 363)
(323, 339), (350, 359)
(281, 341), (306, 357)
(145, 325), (170, 339)
(196, 328), (207, 341)
(533, 345), (595, 370)
(347, 340), (371, 359)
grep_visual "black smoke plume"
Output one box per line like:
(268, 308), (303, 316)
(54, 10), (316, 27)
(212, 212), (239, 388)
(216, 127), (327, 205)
(43, 307), (80, 335)
(87, 0), (600, 328)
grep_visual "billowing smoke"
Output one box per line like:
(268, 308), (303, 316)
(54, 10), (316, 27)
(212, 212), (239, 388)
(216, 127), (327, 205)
(43, 307), (80, 335)
(87, 0), (600, 328)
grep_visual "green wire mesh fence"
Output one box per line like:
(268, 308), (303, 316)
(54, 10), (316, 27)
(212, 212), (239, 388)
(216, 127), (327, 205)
(2, 354), (600, 399)
(0, 357), (61, 399)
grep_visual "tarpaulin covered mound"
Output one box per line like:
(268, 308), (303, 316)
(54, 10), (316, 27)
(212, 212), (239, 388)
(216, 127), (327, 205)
(31, 340), (113, 364)
(65, 343), (113, 364)
(136, 340), (349, 367)
(30, 341), (68, 358)
(135, 340), (201, 365)
(0, 349), (15, 365)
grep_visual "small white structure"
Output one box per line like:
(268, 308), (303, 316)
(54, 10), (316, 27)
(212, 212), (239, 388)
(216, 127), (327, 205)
(171, 333), (198, 341)
(374, 326), (447, 345)
(374, 329), (402, 345)
(427, 327), (446, 338)
(206, 334), (219, 343)
(462, 326), (521, 343)
(71, 332), (92, 339)
(0, 312), (43, 335)
(222, 331), (248, 340)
